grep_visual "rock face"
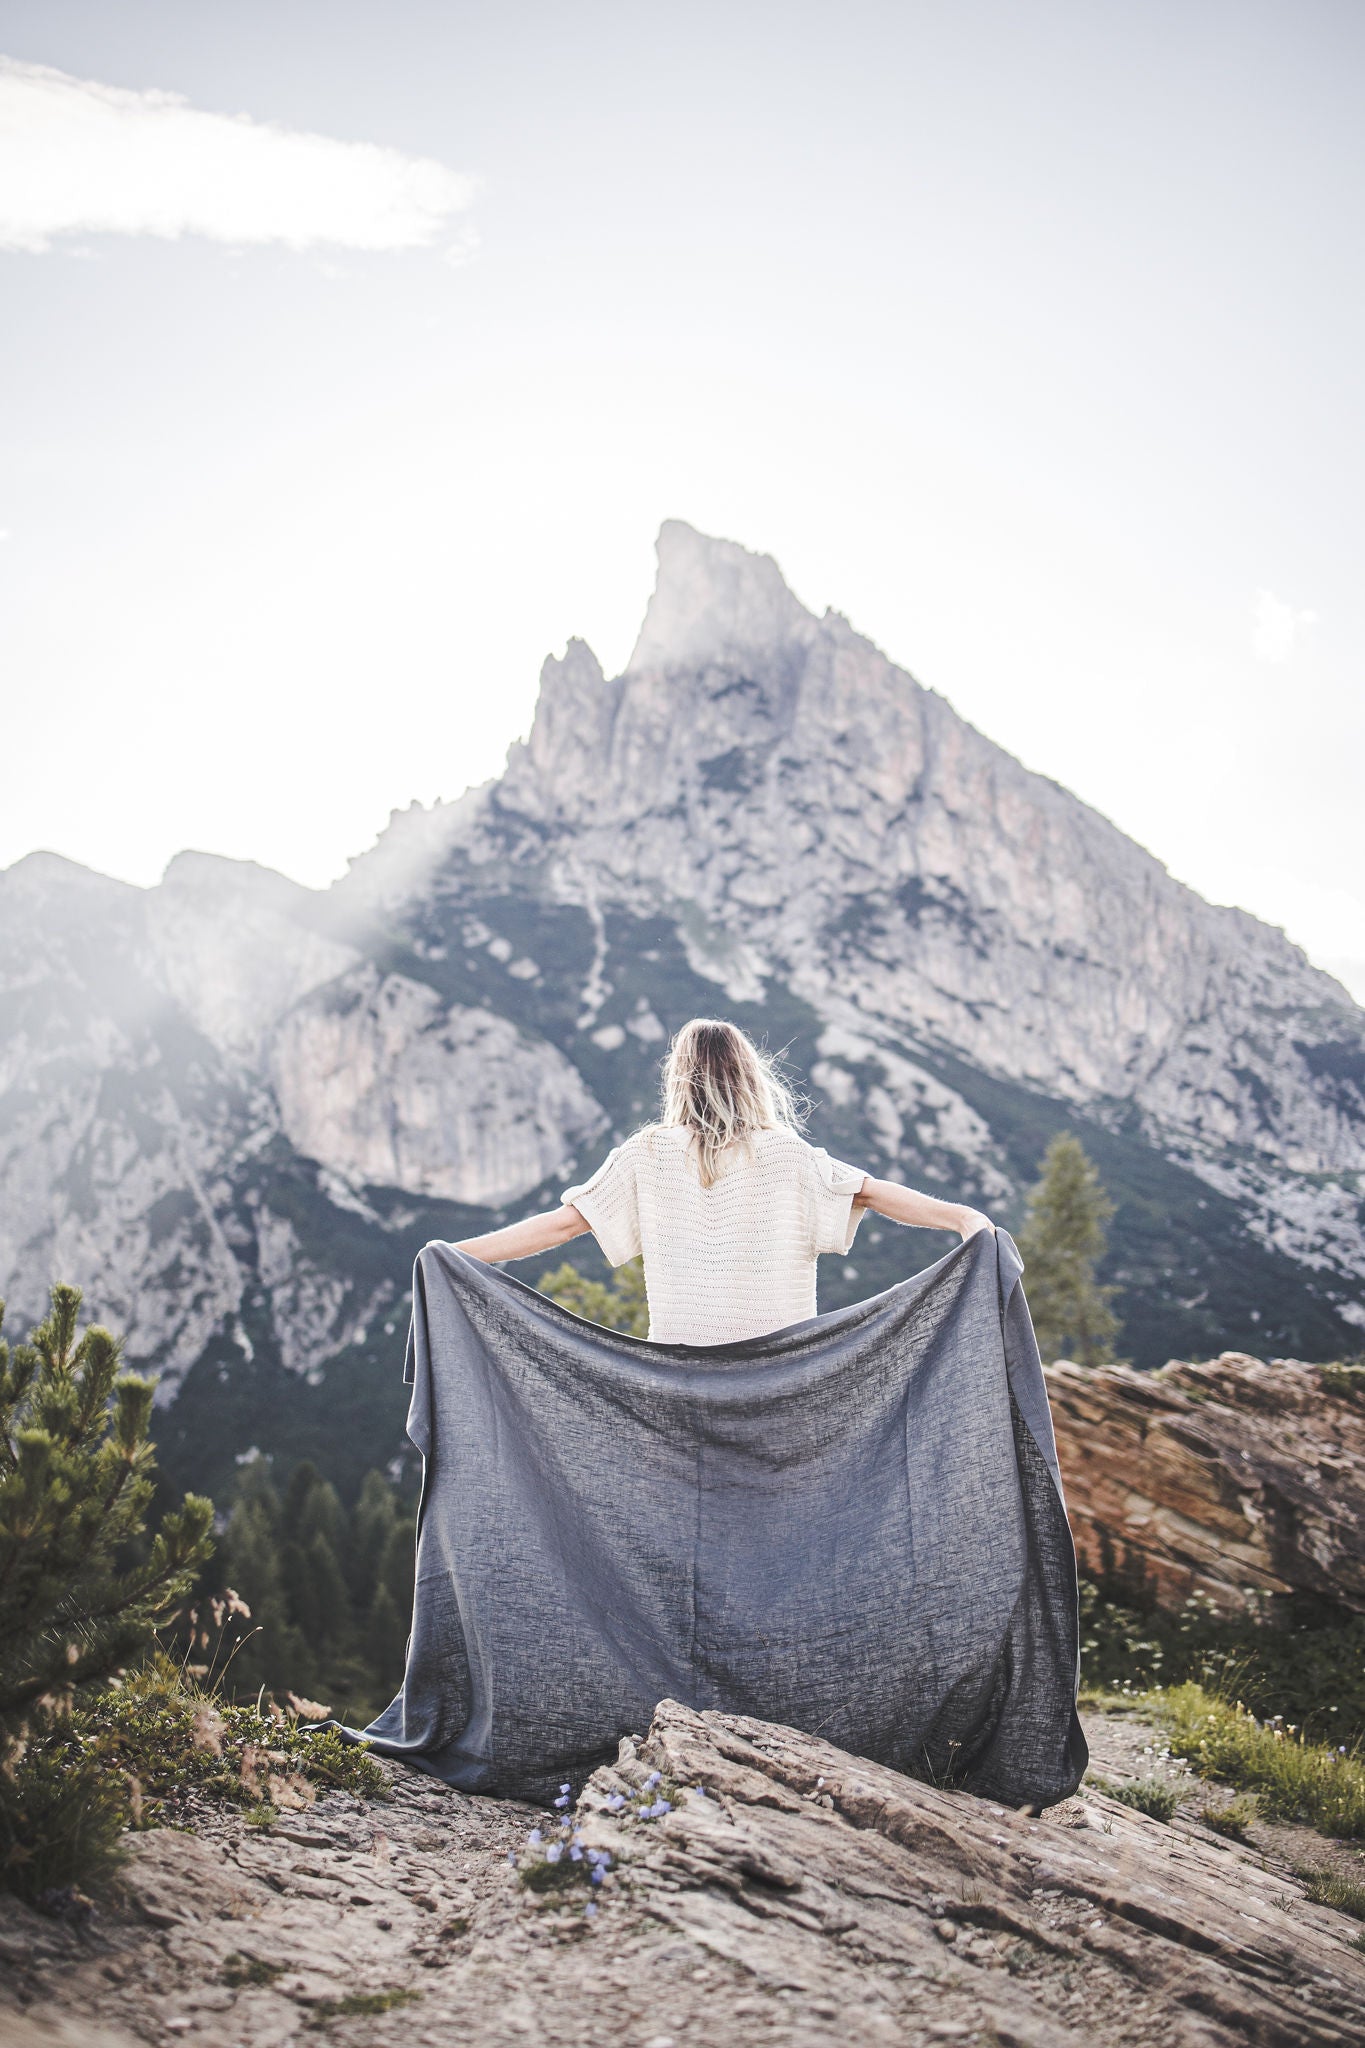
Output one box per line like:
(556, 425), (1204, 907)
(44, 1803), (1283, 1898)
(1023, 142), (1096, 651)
(1047, 1352), (1365, 1617)
(1, 521), (1363, 1492)
(269, 968), (607, 1208)
(6, 1700), (1365, 2048)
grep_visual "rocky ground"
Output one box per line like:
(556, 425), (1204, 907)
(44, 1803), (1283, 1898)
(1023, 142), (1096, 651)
(4, 1702), (1365, 2048)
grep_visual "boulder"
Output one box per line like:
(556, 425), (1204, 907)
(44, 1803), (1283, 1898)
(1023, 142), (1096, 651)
(1046, 1352), (1365, 1616)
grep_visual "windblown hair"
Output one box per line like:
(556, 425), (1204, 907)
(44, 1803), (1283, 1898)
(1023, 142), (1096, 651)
(658, 1018), (803, 1187)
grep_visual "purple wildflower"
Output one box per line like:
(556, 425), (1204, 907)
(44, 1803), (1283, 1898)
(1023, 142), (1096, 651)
(545, 1842), (563, 1864)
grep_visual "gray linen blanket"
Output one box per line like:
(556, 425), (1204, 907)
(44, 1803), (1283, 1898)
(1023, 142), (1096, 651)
(341, 1229), (1088, 1808)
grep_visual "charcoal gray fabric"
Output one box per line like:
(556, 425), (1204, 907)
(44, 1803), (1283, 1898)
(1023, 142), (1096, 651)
(339, 1230), (1088, 1808)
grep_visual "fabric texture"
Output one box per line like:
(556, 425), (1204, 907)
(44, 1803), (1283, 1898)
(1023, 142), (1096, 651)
(338, 1229), (1089, 1810)
(561, 1124), (866, 1344)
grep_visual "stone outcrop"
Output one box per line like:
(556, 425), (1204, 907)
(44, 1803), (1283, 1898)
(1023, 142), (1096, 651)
(5, 1701), (1365, 2047)
(1047, 1352), (1365, 1616)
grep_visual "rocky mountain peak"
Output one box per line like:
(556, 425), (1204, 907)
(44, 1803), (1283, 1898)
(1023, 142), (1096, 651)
(0, 847), (139, 922)
(499, 522), (926, 837)
(501, 638), (618, 823)
(626, 518), (822, 676)
(158, 848), (312, 908)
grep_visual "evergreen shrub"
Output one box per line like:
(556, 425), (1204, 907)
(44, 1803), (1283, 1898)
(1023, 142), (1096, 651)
(0, 1284), (214, 1903)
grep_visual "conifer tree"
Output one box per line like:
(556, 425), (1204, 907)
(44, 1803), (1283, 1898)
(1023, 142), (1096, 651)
(1016, 1134), (1122, 1367)
(218, 1463), (315, 1697)
(352, 1470), (399, 1609)
(537, 1255), (649, 1337)
(212, 1460), (415, 1715)
(0, 1284), (213, 1741)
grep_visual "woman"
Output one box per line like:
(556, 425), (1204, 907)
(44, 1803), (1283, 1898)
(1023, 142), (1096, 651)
(451, 1015), (995, 1344)
(344, 1015), (1085, 1810)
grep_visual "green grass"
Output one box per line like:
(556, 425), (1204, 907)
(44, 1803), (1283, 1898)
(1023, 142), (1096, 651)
(518, 1855), (591, 1895)
(1294, 1865), (1365, 1921)
(1079, 1581), (1365, 1748)
(222, 1955), (286, 1987)
(1089, 1774), (1179, 1822)
(1151, 1683), (1365, 1839)
(70, 1656), (387, 1827)
(1, 1653), (386, 1907)
(307, 1988), (420, 2025)
(1198, 1797), (1256, 1841)
(1319, 1362), (1365, 1406)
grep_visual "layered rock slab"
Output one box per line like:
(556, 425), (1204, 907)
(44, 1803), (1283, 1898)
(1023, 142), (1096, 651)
(6, 1701), (1365, 2047)
(1046, 1351), (1365, 1616)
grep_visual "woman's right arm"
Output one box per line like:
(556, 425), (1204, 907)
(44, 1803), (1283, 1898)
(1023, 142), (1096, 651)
(853, 1175), (995, 1240)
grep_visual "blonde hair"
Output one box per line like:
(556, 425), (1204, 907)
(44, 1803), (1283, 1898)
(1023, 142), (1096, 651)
(657, 1018), (803, 1187)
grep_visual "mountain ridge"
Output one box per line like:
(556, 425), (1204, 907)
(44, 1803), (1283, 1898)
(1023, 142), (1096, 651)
(2, 520), (1361, 1498)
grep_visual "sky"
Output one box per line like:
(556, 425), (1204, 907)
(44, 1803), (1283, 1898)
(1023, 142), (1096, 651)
(2, 0), (1362, 1000)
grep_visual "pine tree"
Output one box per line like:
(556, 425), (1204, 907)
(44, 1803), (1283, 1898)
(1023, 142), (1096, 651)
(1016, 1134), (1122, 1367)
(375, 1515), (416, 1624)
(364, 1507), (415, 1699)
(212, 1461), (416, 1717)
(537, 1255), (649, 1336)
(351, 1470), (399, 1611)
(219, 1464), (316, 1699)
(280, 1464), (350, 1653)
(366, 1585), (409, 1685)
(0, 1284), (213, 1743)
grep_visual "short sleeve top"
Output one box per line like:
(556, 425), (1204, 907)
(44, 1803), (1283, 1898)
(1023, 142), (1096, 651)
(560, 1124), (867, 1345)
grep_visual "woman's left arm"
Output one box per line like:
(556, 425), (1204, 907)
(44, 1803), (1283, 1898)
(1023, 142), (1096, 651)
(446, 1204), (591, 1264)
(853, 1175), (995, 1239)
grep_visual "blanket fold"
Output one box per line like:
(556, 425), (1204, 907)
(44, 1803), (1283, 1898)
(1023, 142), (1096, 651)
(340, 1229), (1088, 1807)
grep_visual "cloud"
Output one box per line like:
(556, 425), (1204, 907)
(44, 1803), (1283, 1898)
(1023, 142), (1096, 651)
(1251, 588), (1318, 664)
(0, 58), (475, 255)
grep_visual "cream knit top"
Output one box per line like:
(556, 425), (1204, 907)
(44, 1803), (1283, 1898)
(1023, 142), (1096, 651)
(560, 1123), (868, 1346)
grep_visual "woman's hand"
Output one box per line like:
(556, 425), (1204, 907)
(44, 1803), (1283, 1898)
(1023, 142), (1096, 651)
(955, 1207), (996, 1240)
